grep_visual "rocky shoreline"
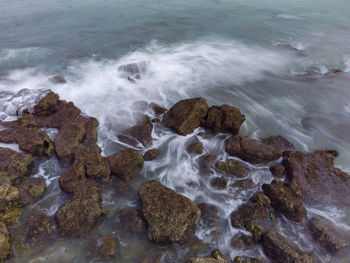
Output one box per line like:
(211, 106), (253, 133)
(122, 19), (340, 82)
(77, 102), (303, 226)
(0, 91), (349, 262)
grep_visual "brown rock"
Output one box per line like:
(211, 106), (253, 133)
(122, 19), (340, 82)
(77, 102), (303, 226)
(150, 102), (166, 116)
(128, 114), (153, 146)
(197, 203), (220, 227)
(199, 155), (216, 172)
(215, 160), (247, 178)
(212, 249), (229, 263)
(269, 165), (285, 177)
(232, 178), (254, 189)
(117, 209), (146, 234)
(187, 142), (204, 155)
(162, 98), (208, 135)
(0, 221), (10, 260)
(86, 235), (118, 261)
(261, 135), (295, 152)
(0, 177), (19, 203)
(210, 177), (228, 189)
(143, 148), (159, 161)
(25, 213), (56, 244)
(138, 180), (201, 243)
(186, 258), (222, 263)
(51, 74), (67, 84)
(233, 256), (265, 263)
(17, 177), (46, 204)
(231, 233), (255, 250)
(33, 91), (60, 116)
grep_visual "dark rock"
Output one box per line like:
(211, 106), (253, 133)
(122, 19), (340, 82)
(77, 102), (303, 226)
(210, 177), (228, 189)
(150, 102), (166, 116)
(138, 180), (201, 243)
(24, 213), (56, 244)
(203, 104), (245, 135)
(283, 150), (350, 205)
(0, 221), (10, 260)
(51, 74), (67, 84)
(108, 148), (144, 182)
(33, 91), (60, 117)
(84, 117), (100, 151)
(249, 192), (271, 208)
(197, 203), (220, 227)
(263, 230), (316, 263)
(232, 178), (254, 189)
(225, 135), (282, 164)
(186, 258), (222, 263)
(143, 148), (159, 161)
(162, 98), (208, 135)
(231, 233), (255, 250)
(0, 147), (33, 183)
(151, 118), (161, 123)
(118, 61), (147, 77)
(199, 155), (216, 172)
(187, 142), (204, 155)
(233, 256), (265, 263)
(309, 216), (348, 254)
(215, 160), (247, 178)
(117, 209), (146, 234)
(262, 179), (306, 222)
(261, 135), (295, 152)
(86, 235), (118, 261)
(269, 165), (285, 177)
(128, 114), (153, 146)
(17, 177), (46, 204)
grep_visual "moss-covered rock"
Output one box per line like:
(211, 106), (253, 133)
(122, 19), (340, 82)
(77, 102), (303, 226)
(117, 209), (147, 234)
(210, 177), (228, 189)
(33, 91), (60, 116)
(197, 203), (220, 227)
(0, 177), (19, 203)
(24, 213), (56, 245)
(17, 177), (46, 204)
(187, 142), (204, 155)
(0, 221), (10, 260)
(231, 233), (255, 250)
(232, 178), (254, 189)
(269, 164), (285, 177)
(86, 235), (118, 261)
(215, 160), (247, 178)
(233, 256), (265, 263)
(128, 114), (153, 146)
(143, 148), (159, 161)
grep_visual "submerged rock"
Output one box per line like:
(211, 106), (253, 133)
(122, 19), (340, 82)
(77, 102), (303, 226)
(210, 177), (228, 189)
(261, 135), (295, 152)
(117, 209), (146, 234)
(138, 180), (201, 243)
(162, 98), (208, 135)
(262, 179), (306, 222)
(51, 74), (67, 84)
(143, 148), (159, 161)
(150, 102), (167, 116)
(215, 160), (247, 178)
(233, 256), (265, 263)
(127, 114), (153, 146)
(108, 148), (144, 182)
(231, 233), (255, 250)
(202, 104), (245, 135)
(308, 216), (348, 254)
(24, 213), (56, 244)
(232, 178), (254, 189)
(263, 230), (315, 263)
(0, 221), (10, 260)
(225, 135), (282, 164)
(86, 235), (118, 261)
(197, 203), (220, 227)
(187, 142), (204, 155)
(17, 177), (46, 204)
(199, 155), (217, 172)
(186, 258), (223, 263)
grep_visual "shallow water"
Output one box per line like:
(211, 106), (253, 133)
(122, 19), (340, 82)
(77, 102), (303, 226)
(1, 0), (350, 262)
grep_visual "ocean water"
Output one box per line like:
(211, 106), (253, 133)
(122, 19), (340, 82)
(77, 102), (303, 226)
(1, 0), (350, 262)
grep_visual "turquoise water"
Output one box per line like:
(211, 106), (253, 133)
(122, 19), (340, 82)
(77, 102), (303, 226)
(1, 0), (350, 262)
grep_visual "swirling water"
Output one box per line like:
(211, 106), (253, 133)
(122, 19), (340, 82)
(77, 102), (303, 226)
(1, 0), (350, 262)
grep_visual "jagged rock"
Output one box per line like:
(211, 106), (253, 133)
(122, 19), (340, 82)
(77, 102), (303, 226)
(249, 192), (271, 209)
(263, 231), (315, 263)
(187, 142), (204, 155)
(138, 180), (201, 243)
(162, 98), (208, 135)
(108, 148), (144, 182)
(150, 102), (166, 116)
(225, 135), (282, 164)
(215, 160), (247, 178)
(269, 164), (285, 177)
(0, 147), (33, 183)
(33, 91), (60, 116)
(143, 148), (159, 161)
(51, 74), (67, 84)
(0, 177), (19, 203)
(84, 117), (100, 151)
(233, 256), (265, 263)
(128, 114), (153, 146)
(308, 216), (348, 254)
(0, 221), (10, 260)
(117, 209), (146, 234)
(55, 186), (103, 237)
(17, 178), (46, 204)
(86, 235), (118, 261)
(210, 177), (228, 189)
(283, 150), (350, 205)
(231, 233), (255, 250)
(261, 135), (295, 152)
(197, 203), (220, 227)
(262, 179), (306, 222)
(24, 213), (56, 244)
(202, 104), (245, 135)
(186, 258), (222, 263)
(232, 178), (254, 189)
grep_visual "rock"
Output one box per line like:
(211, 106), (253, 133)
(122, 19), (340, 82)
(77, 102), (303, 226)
(283, 150), (350, 205)
(263, 230), (315, 263)
(0, 147), (33, 183)
(212, 249), (229, 263)
(108, 148), (144, 182)
(187, 142), (204, 155)
(143, 148), (159, 161)
(34, 91), (60, 116)
(150, 102), (166, 116)
(231, 233), (255, 250)
(152, 118), (160, 123)
(51, 74), (67, 84)
(0, 177), (19, 203)
(262, 179), (306, 222)
(186, 258), (222, 263)
(138, 180), (201, 243)
(249, 192), (271, 208)
(55, 186), (103, 237)
(0, 221), (10, 260)
(86, 235), (118, 261)
(118, 61), (147, 77)
(84, 117), (100, 151)
(210, 177), (228, 189)
(197, 203), (220, 227)
(233, 256), (265, 263)
(202, 104), (245, 135)
(225, 136), (282, 164)
(269, 165), (285, 177)
(215, 160), (247, 178)
(59, 160), (87, 194)
(261, 135), (295, 152)
(117, 209), (146, 234)
(28, 242), (79, 263)
(17, 177), (46, 204)
(308, 216), (348, 254)
(128, 114), (153, 146)
(199, 155), (216, 172)
(232, 178), (254, 189)
(24, 213), (56, 244)
(162, 98), (208, 135)
(245, 223), (264, 243)
(0, 204), (23, 226)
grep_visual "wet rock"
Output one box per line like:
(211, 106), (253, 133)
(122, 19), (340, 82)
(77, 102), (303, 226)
(197, 203), (220, 227)
(262, 179), (306, 222)
(203, 104), (245, 135)
(59, 160), (87, 194)
(269, 164), (285, 177)
(143, 148), (159, 161)
(0, 204), (23, 226)
(28, 242), (79, 263)
(162, 98), (208, 135)
(25, 213), (56, 244)
(210, 177), (228, 189)
(84, 117), (100, 151)
(263, 230), (315, 263)
(51, 74), (67, 84)
(17, 177), (46, 204)
(308, 216), (348, 254)
(55, 186), (103, 237)
(33, 91), (60, 117)
(128, 114), (153, 146)
(0, 177), (19, 203)
(118, 61), (147, 77)
(86, 235), (118, 261)
(150, 102), (167, 116)
(225, 135), (282, 164)
(261, 135), (295, 152)
(152, 118), (161, 123)
(215, 160), (247, 178)
(0, 147), (33, 183)
(0, 221), (10, 260)
(212, 249), (229, 263)
(231, 233), (255, 250)
(187, 142), (204, 155)
(233, 256), (265, 263)
(199, 155), (216, 172)
(232, 178), (254, 189)
(249, 192), (271, 208)
(245, 222), (264, 243)
(117, 209), (147, 234)
(186, 258), (222, 263)
(141, 247), (163, 263)
(138, 180), (201, 243)
(283, 150), (350, 205)
(108, 148), (144, 182)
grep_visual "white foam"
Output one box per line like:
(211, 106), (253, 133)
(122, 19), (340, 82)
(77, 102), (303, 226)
(344, 55), (350, 72)
(0, 47), (50, 64)
(0, 142), (21, 152)
(276, 14), (302, 20)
